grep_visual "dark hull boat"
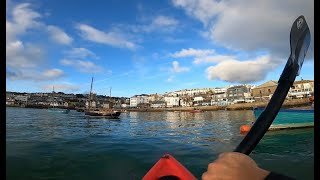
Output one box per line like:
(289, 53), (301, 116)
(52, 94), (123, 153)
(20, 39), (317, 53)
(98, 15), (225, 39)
(84, 110), (121, 118)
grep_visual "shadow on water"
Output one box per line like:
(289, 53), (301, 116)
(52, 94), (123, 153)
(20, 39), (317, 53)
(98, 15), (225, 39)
(6, 108), (313, 180)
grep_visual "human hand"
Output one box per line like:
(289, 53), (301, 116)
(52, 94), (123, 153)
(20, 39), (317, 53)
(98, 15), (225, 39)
(202, 152), (270, 180)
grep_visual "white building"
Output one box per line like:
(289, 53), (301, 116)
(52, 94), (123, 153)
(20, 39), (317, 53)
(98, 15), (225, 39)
(211, 92), (227, 105)
(179, 99), (192, 107)
(164, 96), (180, 107)
(130, 97), (138, 107)
(130, 95), (149, 107)
(288, 80), (314, 98)
(150, 101), (166, 108)
(173, 88), (215, 96)
(14, 95), (28, 102)
(193, 96), (204, 106)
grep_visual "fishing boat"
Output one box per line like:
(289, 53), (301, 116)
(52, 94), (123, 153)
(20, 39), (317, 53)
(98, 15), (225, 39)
(84, 109), (121, 118)
(84, 77), (120, 118)
(252, 107), (314, 130)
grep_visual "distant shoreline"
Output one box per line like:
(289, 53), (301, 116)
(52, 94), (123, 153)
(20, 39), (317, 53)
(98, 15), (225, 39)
(7, 98), (311, 112)
(124, 98), (311, 112)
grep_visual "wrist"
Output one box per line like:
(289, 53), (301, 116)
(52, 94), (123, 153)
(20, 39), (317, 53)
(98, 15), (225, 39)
(256, 167), (270, 180)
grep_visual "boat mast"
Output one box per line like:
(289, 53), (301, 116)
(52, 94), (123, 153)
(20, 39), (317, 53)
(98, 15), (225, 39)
(89, 77), (93, 110)
(52, 86), (55, 108)
(110, 87), (112, 109)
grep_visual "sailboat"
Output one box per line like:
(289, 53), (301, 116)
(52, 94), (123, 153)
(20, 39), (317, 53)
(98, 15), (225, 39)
(47, 86), (70, 114)
(84, 77), (121, 118)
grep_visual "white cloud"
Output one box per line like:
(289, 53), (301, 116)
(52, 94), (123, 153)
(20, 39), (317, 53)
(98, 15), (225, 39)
(6, 3), (44, 70)
(171, 61), (190, 73)
(171, 48), (215, 58)
(172, 0), (225, 26)
(65, 47), (98, 59)
(193, 55), (235, 64)
(6, 3), (42, 42)
(130, 15), (179, 33)
(143, 15), (179, 32)
(6, 40), (44, 69)
(42, 83), (80, 92)
(6, 68), (65, 81)
(60, 59), (103, 73)
(76, 23), (137, 50)
(206, 55), (278, 83)
(167, 76), (175, 82)
(6, 3), (72, 83)
(42, 69), (65, 79)
(172, 0), (314, 59)
(47, 25), (73, 45)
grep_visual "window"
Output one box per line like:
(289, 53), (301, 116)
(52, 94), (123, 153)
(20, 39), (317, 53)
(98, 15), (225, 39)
(268, 89), (271, 93)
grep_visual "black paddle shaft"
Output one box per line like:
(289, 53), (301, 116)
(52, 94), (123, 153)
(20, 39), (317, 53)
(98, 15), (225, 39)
(234, 15), (311, 155)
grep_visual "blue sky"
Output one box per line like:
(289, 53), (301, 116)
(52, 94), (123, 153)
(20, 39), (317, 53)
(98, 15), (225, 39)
(6, 0), (314, 97)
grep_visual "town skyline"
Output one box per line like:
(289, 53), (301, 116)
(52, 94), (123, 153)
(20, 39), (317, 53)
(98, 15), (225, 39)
(6, 78), (314, 98)
(6, 0), (314, 97)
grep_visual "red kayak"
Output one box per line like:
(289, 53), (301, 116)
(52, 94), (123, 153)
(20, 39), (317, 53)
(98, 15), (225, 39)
(142, 154), (197, 180)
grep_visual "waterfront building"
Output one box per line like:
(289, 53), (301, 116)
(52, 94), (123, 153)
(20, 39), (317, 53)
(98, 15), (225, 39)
(148, 93), (163, 102)
(14, 95), (29, 102)
(251, 80), (278, 101)
(164, 96), (180, 107)
(179, 96), (193, 107)
(150, 101), (166, 108)
(130, 95), (149, 108)
(130, 97), (138, 107)
(193, 95), (205, 106)
(288, 80), (314, 99)
(172, 88), (215, 96)
(226, 85), (250, 103)
(211, 92), (227, 105)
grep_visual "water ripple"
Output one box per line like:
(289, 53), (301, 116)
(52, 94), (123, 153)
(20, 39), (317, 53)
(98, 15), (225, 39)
(6, 107), (314, 180)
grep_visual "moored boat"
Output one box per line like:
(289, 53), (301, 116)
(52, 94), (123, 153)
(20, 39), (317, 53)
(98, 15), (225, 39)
(84, 110), (121, 118)
(253, 107), (314, 130)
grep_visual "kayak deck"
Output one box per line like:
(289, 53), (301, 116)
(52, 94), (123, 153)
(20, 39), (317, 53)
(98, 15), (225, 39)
(143, 154), (197, 180)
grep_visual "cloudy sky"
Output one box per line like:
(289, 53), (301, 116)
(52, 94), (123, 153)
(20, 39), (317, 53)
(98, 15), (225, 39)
(6, 0), (314, 97)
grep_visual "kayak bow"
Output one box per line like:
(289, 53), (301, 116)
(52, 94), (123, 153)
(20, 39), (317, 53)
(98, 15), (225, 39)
(142, 154), (197, 180)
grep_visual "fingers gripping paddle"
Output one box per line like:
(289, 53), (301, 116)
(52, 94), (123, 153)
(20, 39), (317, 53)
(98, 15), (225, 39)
(234, 15), (311, 155)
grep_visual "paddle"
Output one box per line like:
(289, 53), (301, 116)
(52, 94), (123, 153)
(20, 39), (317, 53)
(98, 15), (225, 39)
(234, 15), (311, 155)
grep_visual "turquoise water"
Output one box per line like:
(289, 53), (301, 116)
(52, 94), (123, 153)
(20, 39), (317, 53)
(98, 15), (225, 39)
(6, 107), (314, 180)
(254, 108), (314, 125)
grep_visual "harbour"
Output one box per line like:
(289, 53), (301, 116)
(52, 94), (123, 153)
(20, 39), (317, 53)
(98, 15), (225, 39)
(6, 107), (314, 180)
(5, 1), (314, 179)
